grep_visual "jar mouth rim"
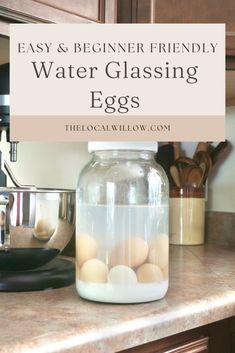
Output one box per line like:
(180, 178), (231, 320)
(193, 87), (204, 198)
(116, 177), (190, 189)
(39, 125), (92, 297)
(88, 141), (158, 153)
(90, 149), (156, 153)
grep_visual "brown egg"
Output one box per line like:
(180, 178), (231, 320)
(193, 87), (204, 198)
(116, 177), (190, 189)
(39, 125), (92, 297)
(76, 261), (81, 280)
(148, 234), (169, 269)
(162, 265), (169, 280)
(136, 263), (163, 283)
(35, 219), (45, 232)
(34, 230), (50, 239)
(76, 234), (97, 267)
(80, 259), (108, 283)
(110, 237), (149, 268)
(34, 219), (54, 240)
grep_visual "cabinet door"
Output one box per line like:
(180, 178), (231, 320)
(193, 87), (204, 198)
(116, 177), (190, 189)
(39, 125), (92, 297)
(161, 337), (208, 353)
(33, 0), (104, 22)
(118, 0), (235, 56)
(32, 0), (116, 23)
(0, 0), (117, 35)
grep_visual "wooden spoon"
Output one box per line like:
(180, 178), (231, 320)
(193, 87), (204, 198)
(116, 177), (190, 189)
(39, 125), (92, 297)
(198, 162), (207, 187)
(172, 142), (180, 161)
(181, 165), (194, 186)
(194, 151), (212, 172)
(194, 151), (212, 186)
(210, 140), (229, 166)
(170, 165), (181, 187)
(182, 165), (203, 188)
(175, 157), (197, 166)
(193, 142), (209, 159)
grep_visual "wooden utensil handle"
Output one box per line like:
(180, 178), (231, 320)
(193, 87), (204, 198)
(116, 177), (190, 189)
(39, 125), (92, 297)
(210, 140), (229, 165)
(193, 142), (208, 159)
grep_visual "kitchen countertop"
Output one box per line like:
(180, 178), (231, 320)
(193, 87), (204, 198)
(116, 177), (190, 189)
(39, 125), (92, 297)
(1, 245), (235, 353)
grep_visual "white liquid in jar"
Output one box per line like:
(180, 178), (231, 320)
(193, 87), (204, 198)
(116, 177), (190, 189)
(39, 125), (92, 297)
(76, 204), (169, 303)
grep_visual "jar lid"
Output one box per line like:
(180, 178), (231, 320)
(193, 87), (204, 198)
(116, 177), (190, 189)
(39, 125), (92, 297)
(88, 142), (158, 153)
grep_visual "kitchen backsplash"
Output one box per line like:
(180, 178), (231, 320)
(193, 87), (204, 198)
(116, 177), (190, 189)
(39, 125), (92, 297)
(206, 211), (235, 246)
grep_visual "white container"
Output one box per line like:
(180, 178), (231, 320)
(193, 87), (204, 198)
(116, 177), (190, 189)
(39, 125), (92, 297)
(76, 142), (169, 303)
(170, 187), (205, 245)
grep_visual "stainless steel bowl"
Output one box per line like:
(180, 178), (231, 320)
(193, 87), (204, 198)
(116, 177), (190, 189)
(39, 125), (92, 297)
(0, 188), (75, 271)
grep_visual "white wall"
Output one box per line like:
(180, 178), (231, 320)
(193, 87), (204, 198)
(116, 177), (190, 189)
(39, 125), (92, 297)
(1, 138), (90, 189)
(207, 107), (235, 212)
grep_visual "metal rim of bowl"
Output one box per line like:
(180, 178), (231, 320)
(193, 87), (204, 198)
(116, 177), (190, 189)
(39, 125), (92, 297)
(0, 187), (75, 193)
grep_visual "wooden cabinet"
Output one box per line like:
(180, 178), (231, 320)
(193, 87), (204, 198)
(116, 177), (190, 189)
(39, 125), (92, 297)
(33, 0), (105, 23)
(0, 0), (116, 36)
(161, 337), (209, 353)
(118, 0), (235, 58)
(119, 318), (232, 353)
(1, 0), (235, 57)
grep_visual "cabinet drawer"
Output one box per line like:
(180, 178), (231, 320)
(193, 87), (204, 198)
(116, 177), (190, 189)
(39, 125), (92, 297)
(161, 336), (208, 353)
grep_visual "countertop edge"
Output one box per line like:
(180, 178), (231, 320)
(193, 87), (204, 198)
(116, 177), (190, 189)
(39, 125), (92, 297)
(29, 289), (235, 353)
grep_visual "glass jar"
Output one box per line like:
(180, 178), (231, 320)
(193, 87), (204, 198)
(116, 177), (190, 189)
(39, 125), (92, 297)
(76, 142), (169, 303)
